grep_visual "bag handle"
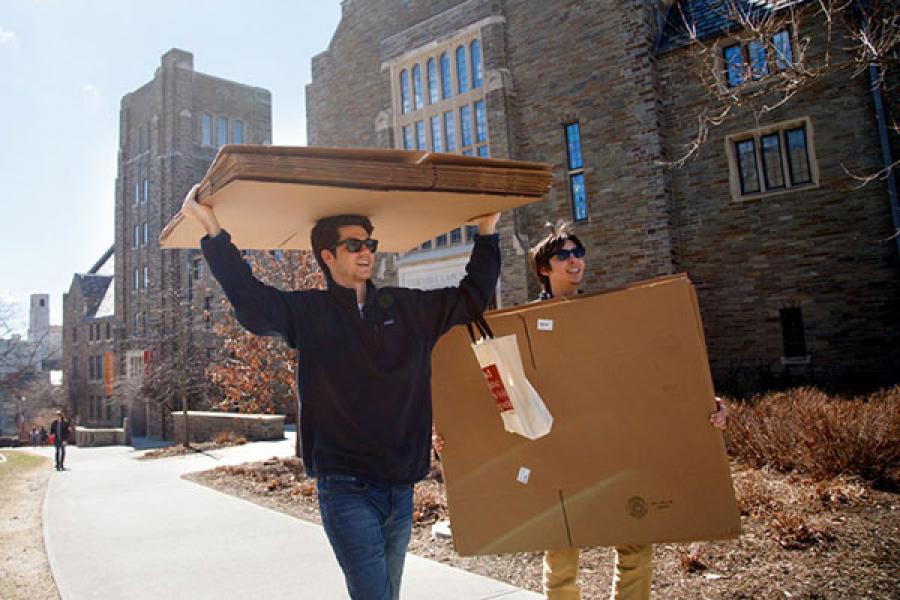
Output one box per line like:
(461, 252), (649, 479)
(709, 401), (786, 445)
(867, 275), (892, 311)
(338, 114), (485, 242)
(461, 287), (494, 342)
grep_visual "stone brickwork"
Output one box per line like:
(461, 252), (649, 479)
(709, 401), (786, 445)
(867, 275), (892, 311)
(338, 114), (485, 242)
(113, 49), (272, 438)
(306, 1), (899, 390)
(657, 21), (900, 388)
(62, 264), (119, 427)
(172, 411), (285, 444)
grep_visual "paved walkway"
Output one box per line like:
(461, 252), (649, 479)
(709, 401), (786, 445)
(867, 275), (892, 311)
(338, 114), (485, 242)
(33, 438), (540, 600)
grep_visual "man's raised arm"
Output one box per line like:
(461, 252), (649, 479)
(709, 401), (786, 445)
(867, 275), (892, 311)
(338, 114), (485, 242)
(179, 185), (300, 348)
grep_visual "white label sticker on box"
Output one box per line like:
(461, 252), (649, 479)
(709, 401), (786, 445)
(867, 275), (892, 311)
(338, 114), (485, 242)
(517, 467), (531, 484)
(537, 319), (554, 331)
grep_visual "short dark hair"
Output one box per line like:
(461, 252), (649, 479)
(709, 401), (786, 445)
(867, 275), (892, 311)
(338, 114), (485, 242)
(528, 223), (584, 296)
(310, 214), (374, 279)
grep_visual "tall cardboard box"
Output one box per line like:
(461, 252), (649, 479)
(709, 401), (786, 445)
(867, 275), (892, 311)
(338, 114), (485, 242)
(431, 274), (740, 556)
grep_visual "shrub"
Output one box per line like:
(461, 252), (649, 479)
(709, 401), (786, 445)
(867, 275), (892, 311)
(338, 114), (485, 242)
(724, 386), (900, 483)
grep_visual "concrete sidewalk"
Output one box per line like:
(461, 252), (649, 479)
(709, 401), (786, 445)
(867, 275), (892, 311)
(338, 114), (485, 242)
(37, 438), (540, 600)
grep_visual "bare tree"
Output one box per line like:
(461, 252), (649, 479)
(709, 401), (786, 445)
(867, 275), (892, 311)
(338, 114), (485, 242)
(138, 288), (218, 447)
(669, 0), (899, 178)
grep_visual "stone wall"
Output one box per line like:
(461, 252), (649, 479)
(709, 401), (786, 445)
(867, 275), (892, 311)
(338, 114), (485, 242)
(657, 18), (900, 389)
(172, 411), (285, 444)
(75, 426), (126, 447)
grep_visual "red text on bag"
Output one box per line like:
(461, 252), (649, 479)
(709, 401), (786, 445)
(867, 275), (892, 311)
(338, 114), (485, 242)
(481, 364), (515, 412)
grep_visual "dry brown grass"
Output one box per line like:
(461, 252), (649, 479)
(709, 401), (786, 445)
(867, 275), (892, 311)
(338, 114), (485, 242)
(724, 386), (900, 485)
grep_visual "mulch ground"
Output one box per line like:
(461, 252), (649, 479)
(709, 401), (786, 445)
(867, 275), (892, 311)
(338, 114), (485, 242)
(185, 456), (899, 599)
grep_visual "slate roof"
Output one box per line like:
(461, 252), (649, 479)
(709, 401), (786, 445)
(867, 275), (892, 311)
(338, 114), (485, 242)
(75, 274), (114, 320)
(657, 0), (799, 53)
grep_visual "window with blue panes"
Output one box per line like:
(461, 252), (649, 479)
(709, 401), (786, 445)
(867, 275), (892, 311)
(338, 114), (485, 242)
(233, 120), (244, 144)
(460, 105), (473, 147)
(217, 116), (228, 146)
(430, 116), (443, 151)
(415, 121), (426, 150)
(470, 40), (483, 88)
(412, 64), (424, 110)
(748, 40), (768, 80)
(773, 30), (793, 69)
(427, 58), (439, 104)
(402, 125), (414, 150)
(444, 111), (456, 151)
(455, 45), (468, 94)
(724, 30), (793, 88)
(400, 69), (410, 114)
(393, 36), (490, 253)
(565, 122), (588, 221)
(724, 44), (744, 87)
(440, 52), (452, 100)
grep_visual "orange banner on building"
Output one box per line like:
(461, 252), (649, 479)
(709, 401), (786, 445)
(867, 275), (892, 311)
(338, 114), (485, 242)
(103, 351), (115, 397)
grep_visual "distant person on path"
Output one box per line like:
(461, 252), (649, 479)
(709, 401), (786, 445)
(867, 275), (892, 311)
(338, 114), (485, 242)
(50, 411), (70, 471)
(181, 184), (501, 600)
(39, 426), (48, 446)
(30, 427), (39, 448)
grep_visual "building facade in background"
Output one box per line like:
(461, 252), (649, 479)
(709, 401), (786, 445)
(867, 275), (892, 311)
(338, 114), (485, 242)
(111, 49), (272, 437)
(62, 247), (118, 427)
(306, 0), (900, 390)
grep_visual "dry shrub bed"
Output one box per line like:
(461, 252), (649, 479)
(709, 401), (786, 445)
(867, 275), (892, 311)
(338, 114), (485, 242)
(186, 387), (900, 598)
(138, 431), (247, 460)
(725, 386), (900, 487)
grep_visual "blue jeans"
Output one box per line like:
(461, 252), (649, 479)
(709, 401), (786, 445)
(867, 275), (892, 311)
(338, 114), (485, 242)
(317, 474), (414, 600)
(55, 443), (66, 469)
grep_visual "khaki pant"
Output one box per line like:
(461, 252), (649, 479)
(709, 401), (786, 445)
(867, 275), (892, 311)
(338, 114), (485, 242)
(543, 544), (652, 600)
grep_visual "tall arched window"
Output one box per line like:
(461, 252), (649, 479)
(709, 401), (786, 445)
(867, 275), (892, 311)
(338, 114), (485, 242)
(440, 52), (452, 100)
(470, 39), (483, 88)
(427, 58), (439, 104)
(400, 69), (410, 114)
(455, 45), (468, 94)
(412, 64), (424, 110)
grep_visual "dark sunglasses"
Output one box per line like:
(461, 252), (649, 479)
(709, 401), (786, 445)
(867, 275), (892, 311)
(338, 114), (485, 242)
(553, 246), (586, 261)
(333, 238), (378, 253)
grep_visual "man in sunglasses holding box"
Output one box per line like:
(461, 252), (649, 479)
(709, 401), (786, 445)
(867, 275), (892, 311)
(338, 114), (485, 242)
(180, 185), (500, 600)
(529, 225), (728, 600)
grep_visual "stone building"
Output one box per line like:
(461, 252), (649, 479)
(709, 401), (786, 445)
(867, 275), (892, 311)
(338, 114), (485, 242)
(62, 247), (118, 426)
(112, 49), (272, 437)
(305, 0), (899, 390)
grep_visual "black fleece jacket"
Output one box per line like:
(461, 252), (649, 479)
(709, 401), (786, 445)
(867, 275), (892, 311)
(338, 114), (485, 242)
(201, 230), (500, 484)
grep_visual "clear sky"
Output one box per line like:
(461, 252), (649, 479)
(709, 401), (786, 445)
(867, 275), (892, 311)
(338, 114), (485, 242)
(0, 0), (342, 336)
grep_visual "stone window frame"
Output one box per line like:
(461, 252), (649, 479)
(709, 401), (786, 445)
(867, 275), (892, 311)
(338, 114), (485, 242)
(391, 32), (489, 158)
(717, 27), (796, 90)
(725, 116), (819, 201)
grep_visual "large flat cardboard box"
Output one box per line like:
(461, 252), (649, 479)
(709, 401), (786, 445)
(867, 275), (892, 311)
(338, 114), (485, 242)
(159, 145), (551, 252)
(431, 274), (740, 556)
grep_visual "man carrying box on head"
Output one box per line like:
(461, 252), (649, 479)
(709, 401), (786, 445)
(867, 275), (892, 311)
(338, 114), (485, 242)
(180, 184), (501, 600)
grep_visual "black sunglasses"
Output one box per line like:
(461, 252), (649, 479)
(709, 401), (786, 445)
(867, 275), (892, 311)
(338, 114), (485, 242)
(553, 246), (586, 261)
(333, 238), (378, 253)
